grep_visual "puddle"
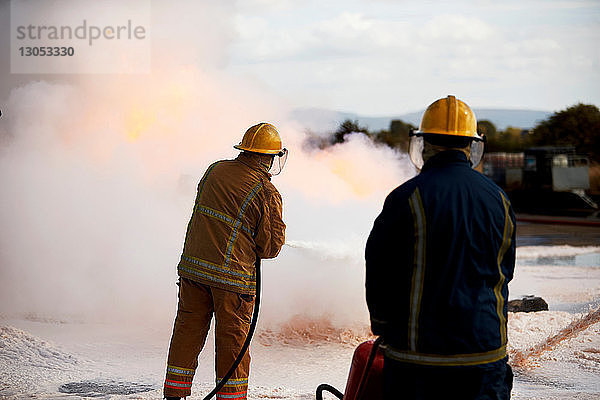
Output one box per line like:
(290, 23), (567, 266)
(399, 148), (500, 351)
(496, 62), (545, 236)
(58, 380), (154, 397)
(519, 252), (600, 267)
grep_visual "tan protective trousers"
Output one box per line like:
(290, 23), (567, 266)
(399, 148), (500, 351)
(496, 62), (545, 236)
(164, 278), (254, 399)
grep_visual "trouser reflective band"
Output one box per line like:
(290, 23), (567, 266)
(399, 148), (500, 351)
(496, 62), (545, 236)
(216, 391), (247, 399)
(164, 379), (193, 389)
(385, 345), (507, 366)
(164, 364), (194, 394)
(216, 377), (248, 399)
(167, 364), (195, 377)
(217, 377), (248, 387)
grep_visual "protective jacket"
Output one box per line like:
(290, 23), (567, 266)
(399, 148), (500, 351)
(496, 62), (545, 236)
(366, 150), (516, 366)
(177, 152), (286, 295)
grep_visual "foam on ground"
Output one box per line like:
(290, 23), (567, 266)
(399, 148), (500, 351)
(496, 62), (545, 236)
(517, 245), (600, 260)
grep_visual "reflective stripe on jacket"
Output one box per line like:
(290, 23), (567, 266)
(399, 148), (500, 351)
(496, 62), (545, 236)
(178, 152), (286, 295)
(365, 150), (516, 366)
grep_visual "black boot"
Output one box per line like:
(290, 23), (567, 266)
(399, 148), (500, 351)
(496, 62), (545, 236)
(165, 397), (181, 400)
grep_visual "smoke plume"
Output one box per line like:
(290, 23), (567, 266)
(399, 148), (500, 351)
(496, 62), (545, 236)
(0, 1), (416, 333)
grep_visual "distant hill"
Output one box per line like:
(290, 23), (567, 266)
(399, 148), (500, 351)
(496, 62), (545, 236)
(290, 107), (552, 134)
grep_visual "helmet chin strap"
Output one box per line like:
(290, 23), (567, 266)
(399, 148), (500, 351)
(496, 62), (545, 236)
(268, 156), (274, 170)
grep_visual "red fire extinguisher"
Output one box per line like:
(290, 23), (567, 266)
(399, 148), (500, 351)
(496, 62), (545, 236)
(316, 337), (384, 400)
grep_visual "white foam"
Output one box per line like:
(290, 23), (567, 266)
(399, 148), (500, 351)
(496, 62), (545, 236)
(284, 239), (364, 260)
(0, 325), (79, 396)
(0, 325), (76, 369)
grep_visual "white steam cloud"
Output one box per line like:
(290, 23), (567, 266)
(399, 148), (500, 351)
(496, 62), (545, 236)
(0, 1), (416, 333)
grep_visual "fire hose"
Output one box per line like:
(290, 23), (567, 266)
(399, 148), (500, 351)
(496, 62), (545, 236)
(202, 257), (262, 400)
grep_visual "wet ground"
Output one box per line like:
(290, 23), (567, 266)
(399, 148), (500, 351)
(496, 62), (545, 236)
(516, 219), (600, 246)
(58, 380), (154, 397)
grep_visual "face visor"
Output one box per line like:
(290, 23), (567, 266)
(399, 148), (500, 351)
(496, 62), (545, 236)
(268, 148), (288, 176)
(409, 130), (485, 170)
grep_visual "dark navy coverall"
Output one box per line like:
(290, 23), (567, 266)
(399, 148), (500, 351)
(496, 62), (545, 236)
(366, 150), (516, 399)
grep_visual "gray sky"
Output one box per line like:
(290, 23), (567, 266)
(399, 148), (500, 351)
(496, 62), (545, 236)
(226, 0), (600, 114)
(2, 0), (599, 116)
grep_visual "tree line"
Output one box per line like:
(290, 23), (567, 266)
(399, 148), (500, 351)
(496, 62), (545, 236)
(319, 103), (600, 163)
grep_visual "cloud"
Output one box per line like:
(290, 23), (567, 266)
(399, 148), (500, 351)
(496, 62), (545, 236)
(232, 11), (411, 63)
(227, 1), (599, 113)
(420, 14), (494, 41)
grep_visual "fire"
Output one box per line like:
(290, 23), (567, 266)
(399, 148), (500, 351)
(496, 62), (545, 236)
(123, 81), (190, 142)
(125, 106), (156, 142)
(331, 158), (373, 197)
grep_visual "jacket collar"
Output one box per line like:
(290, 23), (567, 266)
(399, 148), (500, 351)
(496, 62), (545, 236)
(236, 152), (272, 179)
(421, 150), (470, 172)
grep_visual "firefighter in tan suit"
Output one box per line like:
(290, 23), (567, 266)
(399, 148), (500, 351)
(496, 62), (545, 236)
(164, 123), (287, 400)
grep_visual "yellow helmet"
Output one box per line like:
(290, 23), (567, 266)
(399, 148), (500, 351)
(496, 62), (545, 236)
(410, 95), (485, 169)
(234, 122), (283, 155)
(418, 95), (478, 137)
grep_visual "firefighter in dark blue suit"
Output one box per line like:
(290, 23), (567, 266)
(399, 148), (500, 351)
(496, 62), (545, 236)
(366, 95), (516, 399)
